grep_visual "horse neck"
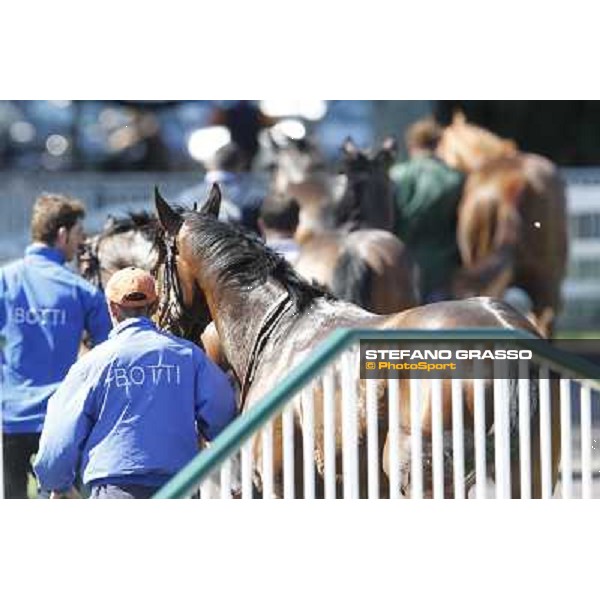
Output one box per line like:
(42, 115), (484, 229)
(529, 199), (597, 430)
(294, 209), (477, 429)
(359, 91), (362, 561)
(204, 275), (292, 383)
(334, 169), (392, 230)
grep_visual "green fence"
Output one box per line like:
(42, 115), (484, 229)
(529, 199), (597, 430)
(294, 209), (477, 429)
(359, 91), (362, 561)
(154, 328), (600, 499)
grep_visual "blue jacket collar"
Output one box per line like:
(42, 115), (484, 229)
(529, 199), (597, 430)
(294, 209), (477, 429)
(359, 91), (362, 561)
(109, 317), (156, 339)
(25, 243), (66, 264)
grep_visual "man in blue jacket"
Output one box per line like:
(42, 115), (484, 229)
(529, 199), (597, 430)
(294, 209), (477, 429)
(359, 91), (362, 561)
(33, 267), (237, 499)
(1, 193), (112, 498)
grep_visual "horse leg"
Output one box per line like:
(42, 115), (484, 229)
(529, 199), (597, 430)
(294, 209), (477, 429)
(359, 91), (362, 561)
(509, 376), (561, 498)
(382, 431), (412, 498)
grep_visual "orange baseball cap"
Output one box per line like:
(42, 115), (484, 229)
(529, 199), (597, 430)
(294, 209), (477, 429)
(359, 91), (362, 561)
(105, 267), (158, 307)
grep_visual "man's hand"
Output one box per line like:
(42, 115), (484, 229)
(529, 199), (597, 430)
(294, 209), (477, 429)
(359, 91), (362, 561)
(50, 487), (81, 499)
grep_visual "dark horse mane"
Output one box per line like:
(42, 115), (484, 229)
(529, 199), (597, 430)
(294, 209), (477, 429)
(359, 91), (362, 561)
(331, 246), (373, 310)
(182, 211), (333, 312)
(100, 210), (161, 245)
(78, 210), (163, 301)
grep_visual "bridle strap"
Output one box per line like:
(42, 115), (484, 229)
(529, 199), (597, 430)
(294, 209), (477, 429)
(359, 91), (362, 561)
(239, 292), (294, 412)
(155, 233), (208, 345)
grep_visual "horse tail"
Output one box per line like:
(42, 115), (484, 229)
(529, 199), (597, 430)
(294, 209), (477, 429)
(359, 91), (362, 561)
(331, 247), (373, 310)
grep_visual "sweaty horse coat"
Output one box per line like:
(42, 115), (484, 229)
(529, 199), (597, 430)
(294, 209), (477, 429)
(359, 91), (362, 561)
(154, 184), (560, 498)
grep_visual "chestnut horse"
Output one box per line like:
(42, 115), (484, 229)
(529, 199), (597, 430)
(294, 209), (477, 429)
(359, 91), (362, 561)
(154, 183), (560, 499)
(437, 115), (568, 337)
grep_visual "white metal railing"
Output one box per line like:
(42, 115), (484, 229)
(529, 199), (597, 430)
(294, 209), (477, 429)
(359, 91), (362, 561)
(155, 330), (600, 500)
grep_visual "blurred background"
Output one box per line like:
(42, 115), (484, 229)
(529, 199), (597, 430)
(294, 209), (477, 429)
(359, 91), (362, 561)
(1, 100), (599, 331)
(3, 100), (600, 172)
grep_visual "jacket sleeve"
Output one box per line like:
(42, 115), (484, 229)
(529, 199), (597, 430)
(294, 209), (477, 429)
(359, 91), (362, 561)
(33, 362), (97, 492)
(193, 348), (237, 441)
(83, 287), (112, 346)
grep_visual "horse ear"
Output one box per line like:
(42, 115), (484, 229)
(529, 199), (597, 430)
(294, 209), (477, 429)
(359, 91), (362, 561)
(200, 183), (222, 218)
(154, 186), (183, 236)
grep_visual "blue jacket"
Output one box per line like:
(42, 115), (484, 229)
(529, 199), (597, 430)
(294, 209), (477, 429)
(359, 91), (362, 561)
(0, 244), (112, 433)
(33, 317), (237, 491)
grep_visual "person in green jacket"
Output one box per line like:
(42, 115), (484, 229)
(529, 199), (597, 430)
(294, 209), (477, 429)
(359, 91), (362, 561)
(390, 118), (465, 303)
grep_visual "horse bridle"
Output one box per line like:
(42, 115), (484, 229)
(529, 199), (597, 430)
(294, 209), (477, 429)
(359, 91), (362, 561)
(154, 232), (209, 346)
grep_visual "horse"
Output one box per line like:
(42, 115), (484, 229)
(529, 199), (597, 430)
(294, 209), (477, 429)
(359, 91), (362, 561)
(267, 133), (336, 243)
(290, 138), (418, 314)
(294, 228), (418, 314)
(269, 135), (397, 242)
(78, 211), (159, 291)
(153, 183), (561, 499)
(78, 210), (224, 364)
(437, 114), (568, 337)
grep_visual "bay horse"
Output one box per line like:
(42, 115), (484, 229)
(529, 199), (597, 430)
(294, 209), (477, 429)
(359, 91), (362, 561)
(267, 132), (336, 243)
(269, 135), (397, 242)
(78, 211), (221, 362)
(294, 228), (418, 313)
(437, 114), (568, 337)
(154, 183), (561, 499)
(289, 137), (417, 314)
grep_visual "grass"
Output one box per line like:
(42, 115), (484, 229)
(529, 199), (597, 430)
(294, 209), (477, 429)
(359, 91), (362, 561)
(555, 330), (600, 339)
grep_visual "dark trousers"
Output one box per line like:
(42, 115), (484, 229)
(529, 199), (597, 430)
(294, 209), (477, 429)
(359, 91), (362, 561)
(89, 483), (160, 499)
(2, 433), (40, 499)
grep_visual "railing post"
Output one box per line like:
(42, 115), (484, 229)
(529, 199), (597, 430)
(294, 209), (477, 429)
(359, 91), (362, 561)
(580, 385), (592, 500)
(539, 365), (553, 499)
(451, 378), (465, 499)
(388, 377), (401, 499)
(560, 378), (573, 499)
(366, 377), (380, 499)
(518, 360), (532, 499)
(410, 376), (423, 499)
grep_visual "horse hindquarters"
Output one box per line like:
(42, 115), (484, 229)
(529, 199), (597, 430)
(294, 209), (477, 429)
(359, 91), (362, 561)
(331, 231), (418, 315)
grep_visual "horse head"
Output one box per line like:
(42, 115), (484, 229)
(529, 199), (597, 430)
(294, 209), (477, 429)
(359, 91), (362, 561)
(437, 113), (518, 172)
(332, 137), (397, 231)
(269, 133), (327, 187)
(154, 185), (219, 344)
(78, 211), (160, 291)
